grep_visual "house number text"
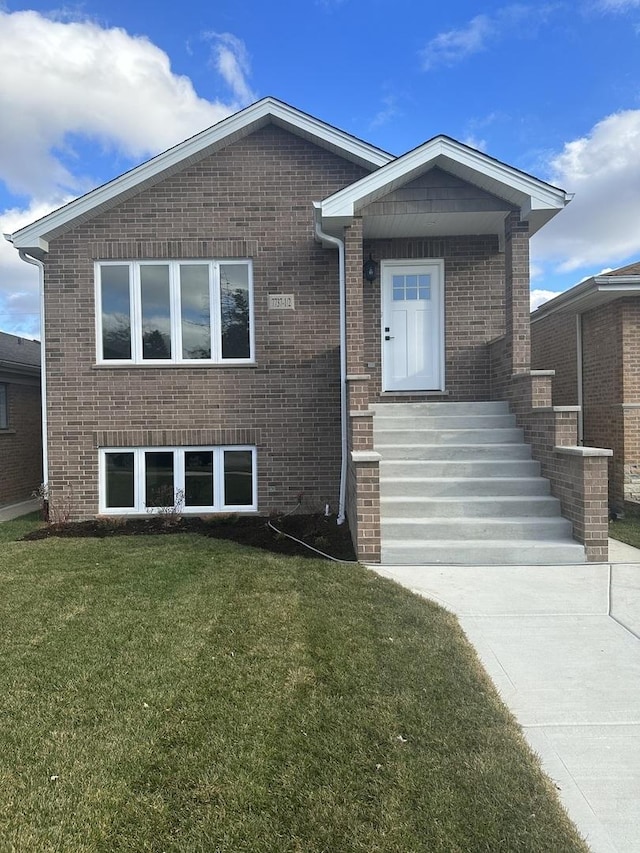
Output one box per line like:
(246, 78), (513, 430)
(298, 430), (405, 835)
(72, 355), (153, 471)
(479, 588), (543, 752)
(268, 294), (295, 310)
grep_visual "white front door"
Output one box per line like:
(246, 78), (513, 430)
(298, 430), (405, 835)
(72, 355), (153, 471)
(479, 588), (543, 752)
(382, 260), (444, 392)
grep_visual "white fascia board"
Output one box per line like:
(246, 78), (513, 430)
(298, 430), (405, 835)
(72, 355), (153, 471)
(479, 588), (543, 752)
(10, 97), (393, 251)
(531, 278), (640, 322)
(321, 136), (568, 221)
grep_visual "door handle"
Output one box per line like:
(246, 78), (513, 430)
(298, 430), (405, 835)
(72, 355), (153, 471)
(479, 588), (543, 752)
(385, 335), (394, 341)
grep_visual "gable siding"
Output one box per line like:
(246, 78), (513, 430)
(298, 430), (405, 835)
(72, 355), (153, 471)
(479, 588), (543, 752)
(43, 125), (369, 520)
(361, 167), (515, 217)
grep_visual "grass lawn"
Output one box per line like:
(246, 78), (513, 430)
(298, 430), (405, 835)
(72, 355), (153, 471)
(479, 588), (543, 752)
(610, 515), (640, 549)
(0, 515), (587, 852)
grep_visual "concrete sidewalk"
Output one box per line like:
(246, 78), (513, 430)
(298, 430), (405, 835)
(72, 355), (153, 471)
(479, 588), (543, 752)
(371, 546), (640, 853)
(0, 498), (40, 522)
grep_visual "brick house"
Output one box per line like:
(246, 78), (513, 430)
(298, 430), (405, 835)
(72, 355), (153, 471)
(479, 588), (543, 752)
(0, 331), (42, 507)
(7, 98), (610, 561)
(531, 262), (640, 513)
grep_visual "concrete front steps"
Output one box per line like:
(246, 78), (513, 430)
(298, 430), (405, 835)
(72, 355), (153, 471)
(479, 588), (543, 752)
(373, 401), (586, 565)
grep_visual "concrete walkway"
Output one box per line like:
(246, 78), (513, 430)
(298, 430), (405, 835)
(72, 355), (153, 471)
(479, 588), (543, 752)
(371, 542), (640, 853)
(0, 498), (40, 522)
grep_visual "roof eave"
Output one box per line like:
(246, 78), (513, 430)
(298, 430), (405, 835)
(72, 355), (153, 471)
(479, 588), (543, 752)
(9, 97), (394, 252)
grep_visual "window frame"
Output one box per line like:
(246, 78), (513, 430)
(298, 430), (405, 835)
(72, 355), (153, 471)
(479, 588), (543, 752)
(0, 383), (7, 429)
(98, 446), (257, 514)
(95, 259), (255, 366)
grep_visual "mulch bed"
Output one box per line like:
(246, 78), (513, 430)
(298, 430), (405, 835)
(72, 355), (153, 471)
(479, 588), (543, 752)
(22, 513), (357, 561)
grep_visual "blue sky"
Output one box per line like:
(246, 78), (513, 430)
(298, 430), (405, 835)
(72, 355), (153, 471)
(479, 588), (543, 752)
(2, 0), (640, 337)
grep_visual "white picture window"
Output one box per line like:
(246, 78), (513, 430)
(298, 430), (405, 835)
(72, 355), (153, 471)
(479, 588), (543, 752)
(99, 446), (257, 514)
(96, 260), (254, 364)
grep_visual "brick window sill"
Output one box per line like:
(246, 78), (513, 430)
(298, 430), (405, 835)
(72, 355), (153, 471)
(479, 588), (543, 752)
(0, 429), (16, 436)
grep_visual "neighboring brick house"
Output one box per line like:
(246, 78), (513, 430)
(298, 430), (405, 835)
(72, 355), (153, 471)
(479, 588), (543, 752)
(7, 98), (611, 561)
(0, 331), (42, 506)
(531, 262), (640, 513)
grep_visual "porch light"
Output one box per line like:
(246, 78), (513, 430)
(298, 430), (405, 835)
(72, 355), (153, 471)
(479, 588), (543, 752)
(363, 253), (377, 283)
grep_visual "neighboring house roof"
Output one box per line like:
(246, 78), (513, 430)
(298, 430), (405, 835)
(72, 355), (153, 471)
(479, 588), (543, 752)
(531, 263), (640, 322)
(0, 331), (41, 378)
(318, 135), (570, 238)
(6, 97), (393, 258)
(7, 97), (569, 256)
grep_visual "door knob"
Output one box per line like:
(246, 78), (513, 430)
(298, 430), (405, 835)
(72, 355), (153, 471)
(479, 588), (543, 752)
(385, 335), (394, 341)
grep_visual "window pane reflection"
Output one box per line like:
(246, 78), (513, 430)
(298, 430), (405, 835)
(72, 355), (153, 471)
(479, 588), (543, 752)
(224, 450), (253, 506)
(145, 451), (174, 507)
(106, 452), (135, 508)
(180, 265), (211, 359)
(101, 265), (131, 359)
(220, 264), (250, 359)
(185, 451), (214, 506)
(141, 265), (171, 359)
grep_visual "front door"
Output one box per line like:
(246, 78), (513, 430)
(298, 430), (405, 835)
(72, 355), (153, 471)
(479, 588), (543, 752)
(382, 259), (444, 392)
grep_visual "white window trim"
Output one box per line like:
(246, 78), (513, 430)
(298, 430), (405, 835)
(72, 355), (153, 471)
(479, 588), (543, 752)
(95, 259), (255, 366)
(98, 446), (258, 514)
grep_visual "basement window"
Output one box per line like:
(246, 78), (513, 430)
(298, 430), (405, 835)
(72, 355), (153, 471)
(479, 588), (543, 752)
(99, 446), (257, 514)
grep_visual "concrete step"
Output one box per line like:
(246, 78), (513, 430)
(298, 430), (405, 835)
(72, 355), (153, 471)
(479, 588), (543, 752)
(370, 401), (509, 416)
(380, 495), (561, 518)
(380, 459), (541, 477)
(375, 427), (524, 446)
(380, 476), (551, 497)
(376, 443), (532, 461)
(381, 516), (573, 541)
(373, 414), (517, 430)
(380, 539), (586, 565)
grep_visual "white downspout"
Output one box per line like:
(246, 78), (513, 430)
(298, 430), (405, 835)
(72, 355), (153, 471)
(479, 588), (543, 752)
(576, 313), (584, 445)
(16, 249), (48, 490)
(314, 205), (347, 525)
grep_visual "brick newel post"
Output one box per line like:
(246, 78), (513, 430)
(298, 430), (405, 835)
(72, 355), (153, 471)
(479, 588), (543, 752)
(505, 212), (531, 376)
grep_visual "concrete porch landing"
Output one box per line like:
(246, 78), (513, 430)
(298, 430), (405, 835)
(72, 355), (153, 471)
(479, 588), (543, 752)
(371, 547), (640, 853)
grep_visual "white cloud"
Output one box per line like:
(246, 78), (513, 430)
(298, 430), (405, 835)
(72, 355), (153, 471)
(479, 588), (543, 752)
(0, 199), (68, 337)
(462, 135), (487, 152)
(531, 109), (640, 273)
(593, 0), (640, 9)
(0, 10), (253, 198)
(370, 95), (399, 130)
(421, 5), (557, 70)
(422, 14), (494, 70)
(530, 288), (561, 310)
(206, 32), (256, 104)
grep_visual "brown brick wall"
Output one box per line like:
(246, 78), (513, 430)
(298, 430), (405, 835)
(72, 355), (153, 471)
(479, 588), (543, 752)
(531, 311), (578, 406)
(362, 234), (505, 401)
(0, 380), (42, 505)
(43, 125), (369, 520)
(582, 303), (623, 507)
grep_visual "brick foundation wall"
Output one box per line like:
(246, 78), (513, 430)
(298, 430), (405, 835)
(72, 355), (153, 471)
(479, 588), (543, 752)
(0, 380), (42, 505)
(43, 125), (370, 521)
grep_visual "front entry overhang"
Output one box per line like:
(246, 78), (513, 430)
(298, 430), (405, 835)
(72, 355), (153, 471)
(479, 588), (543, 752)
(316, 135), (571, 242)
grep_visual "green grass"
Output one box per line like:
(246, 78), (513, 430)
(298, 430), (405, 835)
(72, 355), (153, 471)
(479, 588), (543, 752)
(610, 516), (640, 549)
(0, 517), (587, 852)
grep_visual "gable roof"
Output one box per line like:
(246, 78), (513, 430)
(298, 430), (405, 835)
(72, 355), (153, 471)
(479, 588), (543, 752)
(531, 262), (640, 322)
(318, 135), (570, 237)
(0, 331), (41, 376)
(7, 97), (393, 258)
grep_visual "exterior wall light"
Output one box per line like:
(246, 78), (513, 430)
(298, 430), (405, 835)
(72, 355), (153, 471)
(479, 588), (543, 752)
(363, 254), (377, 283)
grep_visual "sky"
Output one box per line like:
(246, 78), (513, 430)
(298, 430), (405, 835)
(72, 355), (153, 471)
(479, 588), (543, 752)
(1, 0), (640, 339)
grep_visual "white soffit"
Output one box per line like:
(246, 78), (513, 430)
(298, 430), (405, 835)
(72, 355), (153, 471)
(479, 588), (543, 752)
(9, 97), (393, 255)
(531, 276), (640, 321)
(320, 136), (569, 235)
